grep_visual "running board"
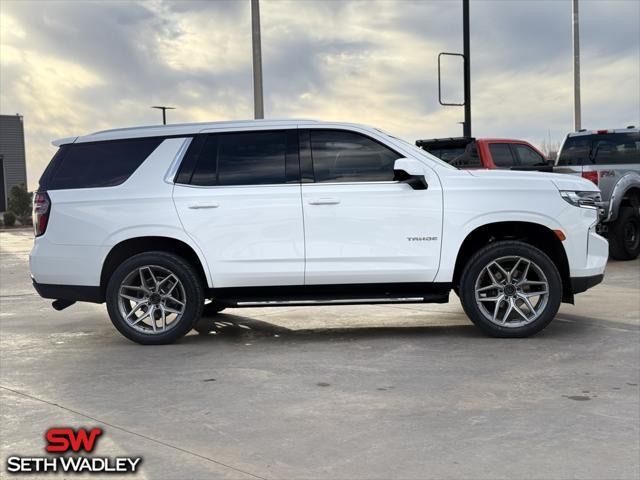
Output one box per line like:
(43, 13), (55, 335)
(208, 283), (452, 308)
(235, 297), (432, 307)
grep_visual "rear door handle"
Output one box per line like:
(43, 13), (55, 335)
(188, 202), (219, 209)
(308, 197), (341, 205)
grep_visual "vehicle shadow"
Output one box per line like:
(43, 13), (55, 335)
(179, 308), (629, 345)
(183, 312), (491, 344)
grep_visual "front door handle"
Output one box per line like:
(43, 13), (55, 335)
(188, 202), (219, 209)
(308, 197), (341, 205)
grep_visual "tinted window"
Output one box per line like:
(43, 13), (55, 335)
(189, 135), (220, 186)
(310, 130), (401, 182)
(488, 144), (515, 167)
(450, 142), (482, 167)
(217, 131), (286, 185)
(513, 144), (545, 166)
(558, 133), (640, 166)
(557, 136), (591, 165)
(428, 147), (466, 162)
(592, 132), (640, 165)
(42, 138), (163, 190)
(182, 131), (293, 186)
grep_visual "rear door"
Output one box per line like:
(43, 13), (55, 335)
(300, 128), (443, 285)
(172, 129), (305, 288)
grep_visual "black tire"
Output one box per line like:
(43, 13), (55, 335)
(202, 301), (226, 316)
(106, 251), (204, 345)
(459, 240), (562, 338)
(608, 206), (640, 261)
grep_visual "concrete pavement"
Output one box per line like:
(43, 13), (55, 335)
(1, 229), (639, 479)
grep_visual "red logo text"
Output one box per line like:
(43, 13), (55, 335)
(45, 428), (103, 453)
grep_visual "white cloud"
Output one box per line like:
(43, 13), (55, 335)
(0, 0), (638, 189)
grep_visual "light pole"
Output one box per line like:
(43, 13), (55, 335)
(437, 0), (471, 137)
(572, 0), (581, 131)
(251, 0), (264, 119)
(151, 106), (175, 125)
(462, 0), (471, 138)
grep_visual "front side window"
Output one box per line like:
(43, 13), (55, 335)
(513, 144), (545, 166)
(187, 130), (289, 186)
(310, 130), (401, 182)
(488, 143), (516, 167)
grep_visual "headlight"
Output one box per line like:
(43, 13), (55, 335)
(560, 190), (601, 209)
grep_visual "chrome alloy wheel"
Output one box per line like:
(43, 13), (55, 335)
(117, 265), (186, 334)
(474, 256), (549, 328)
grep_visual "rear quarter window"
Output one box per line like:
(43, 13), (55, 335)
(40, 137), (163, 190)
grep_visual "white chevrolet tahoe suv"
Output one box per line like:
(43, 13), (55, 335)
(30, 120), (608, 344)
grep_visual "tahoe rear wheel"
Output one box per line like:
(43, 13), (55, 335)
(459, 241), (562, 338)
(106, 252), (204, 345)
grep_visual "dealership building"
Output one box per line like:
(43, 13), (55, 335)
(0, 114), (28, 212)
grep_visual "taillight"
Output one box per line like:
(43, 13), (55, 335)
(33, 191), (51, 237)
(582, 171), (599, 186)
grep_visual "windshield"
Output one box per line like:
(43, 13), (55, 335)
(376, 130), (458, 170)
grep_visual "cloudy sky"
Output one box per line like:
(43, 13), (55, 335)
(1, 0), (639, 189)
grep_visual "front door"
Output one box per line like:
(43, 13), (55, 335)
(173, 129), (304, 288)
(300, 128), (443, 285)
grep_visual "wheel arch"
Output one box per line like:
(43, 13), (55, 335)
(100, 236), (210, 298)
(607, 173), (640, 222)
(452, 221), (573, 303)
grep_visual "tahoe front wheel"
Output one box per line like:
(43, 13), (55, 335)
(106, 252), (204, 345)
(459, 241), (562, 338)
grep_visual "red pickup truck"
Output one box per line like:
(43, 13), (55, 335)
(416, 137), (551, 171)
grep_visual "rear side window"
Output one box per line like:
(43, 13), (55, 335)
(513, 144), (545, 166)
(310, 130), (401, 182)
(488, 144), (516, 167)
(558, 132), (640, 165)
(591, 132), (640, 165)
(40, 138), (163, 190)
(183, 130), (294, 186)
(218, 131), (286, 185)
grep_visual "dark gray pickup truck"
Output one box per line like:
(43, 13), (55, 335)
(555, 127), (640, 260)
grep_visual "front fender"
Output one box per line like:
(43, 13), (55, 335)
(607, 172), (640, 222)
(435, 211), (565, 283)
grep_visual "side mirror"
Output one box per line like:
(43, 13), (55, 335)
(393, 158), (428, 190)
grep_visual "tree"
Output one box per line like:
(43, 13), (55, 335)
(3, 211), (16, 227)
(7, 184), (32, 224)
(539, 139), (561, 162)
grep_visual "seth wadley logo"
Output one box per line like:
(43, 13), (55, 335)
(5, 427), (142, 474)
